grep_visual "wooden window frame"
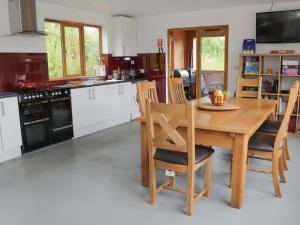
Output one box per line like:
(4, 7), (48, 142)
(45, 19), (103, 80)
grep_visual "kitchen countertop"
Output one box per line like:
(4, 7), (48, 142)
(54, 78), (147, 89)
(0, 92), (18, 99)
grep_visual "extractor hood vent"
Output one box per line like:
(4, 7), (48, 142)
(6, 0), (47, 36)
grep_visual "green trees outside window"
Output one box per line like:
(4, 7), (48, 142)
(45, 20), (102, 79)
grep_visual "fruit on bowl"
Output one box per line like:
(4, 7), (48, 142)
(208, 89), (230, 105)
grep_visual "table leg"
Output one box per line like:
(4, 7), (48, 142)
(231, 133), (248, 209)
(140, 122), (149, 187)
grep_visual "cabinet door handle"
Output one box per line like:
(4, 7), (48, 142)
(122, 85), (124, 95)
(0, 102), (4, 116)
(92, 88), (95, 100)
(88, 89), (92, 100)
(118, 85), (121, 95)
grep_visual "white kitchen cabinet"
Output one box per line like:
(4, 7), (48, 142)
(70, 87), (93, 131)
(130, 83), (140, 120)
(0, 96), (22, 163)
(112, 16), (137, 57)
(71, 82), (131, 138)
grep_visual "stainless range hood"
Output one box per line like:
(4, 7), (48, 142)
(7, 0), (47, 36)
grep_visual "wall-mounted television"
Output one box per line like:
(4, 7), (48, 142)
(256, 9), (300, 43)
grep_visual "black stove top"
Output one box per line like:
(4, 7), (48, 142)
(18, 88), (71, 104)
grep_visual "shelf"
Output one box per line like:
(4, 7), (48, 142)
(240, 52), (300, 138)
(261, 74), (279, 76)
(261, 93), (278, 96)
(241, 53), (300, 57)
(242, 73), (259, 76)
(281, 75), (300, 77)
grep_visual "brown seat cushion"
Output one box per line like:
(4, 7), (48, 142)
(248, 133), (277, 152)
(154, 145), (214, 165)
(257, 120), (281, 134)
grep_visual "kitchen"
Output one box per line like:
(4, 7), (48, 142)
(0, 0), (300, 224)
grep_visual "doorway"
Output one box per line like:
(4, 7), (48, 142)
(168, 25), (228, 99)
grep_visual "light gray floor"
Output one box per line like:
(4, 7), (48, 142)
(0, 121), (299, 225)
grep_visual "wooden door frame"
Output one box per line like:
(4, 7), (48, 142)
(167, 25), (229, 99)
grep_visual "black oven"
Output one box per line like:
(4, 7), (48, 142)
(18, 88), (73, 154)
(19, 99), (51, 152)
(50, 90), (73, 144)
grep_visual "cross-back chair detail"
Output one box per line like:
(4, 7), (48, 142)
(146, 100), (214, 216)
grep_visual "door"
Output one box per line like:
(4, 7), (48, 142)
(197, 26), (228, 97)
(0, 97), (22, 150)
(71, 88), (92, 130)
(109, 83), (131, 120)
(92, 85), (110, 124)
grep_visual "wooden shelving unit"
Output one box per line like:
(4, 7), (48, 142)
(239, 53), (300, 136)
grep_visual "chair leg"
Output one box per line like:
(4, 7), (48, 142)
(168, 176), (176, 187)
(278, 155), (286, 183)
(149, 159), (157, 205)
(229, 153), (234, 188)
(284, 136), (291, 161)
(282, 149), (288, 171)
(272, 158), (282, 198)
(204, 157), (212, 197)
(186, 168), (195, 216)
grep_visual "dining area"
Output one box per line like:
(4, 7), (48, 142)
(136, 76), (299, 216)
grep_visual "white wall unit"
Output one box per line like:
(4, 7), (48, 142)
(71, 82), (131, 138)
(0, 97), (22, 163)
(112, 16), (137, 57)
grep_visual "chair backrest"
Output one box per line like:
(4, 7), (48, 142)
(146, 101), (196, 164)
(274, 84), (298, 152)
(168, 77), (187, 104)
(236, 76), (262, 99)
(136, 81), (159, 117)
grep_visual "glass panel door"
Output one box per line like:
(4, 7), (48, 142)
(198, 26), (228, 97)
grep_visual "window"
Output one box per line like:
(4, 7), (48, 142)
(201, 36), (225, 71)
(45, 20), (102, 80)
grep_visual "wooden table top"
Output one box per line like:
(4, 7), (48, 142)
(139, 98), (277, 136)
(192, 98), (277, 135)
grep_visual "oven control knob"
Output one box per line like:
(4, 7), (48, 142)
(35, 94), (39, 98)
(32, 95), (36, 99)
(58, 91), (61, 95)
(24, 96), (27, 100)
(28, 96), (32, 99)
(40, 94), (43, 98)
(52, 92), (55, 96)
(55, 92), (58, 95)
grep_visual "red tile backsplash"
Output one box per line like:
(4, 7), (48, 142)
(0, 52), (166, 101)
(0, 53), (49, 91)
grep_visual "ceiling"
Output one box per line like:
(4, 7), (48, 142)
(38, 0), (298, 17)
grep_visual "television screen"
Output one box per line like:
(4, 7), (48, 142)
(256, 9), (300, 43)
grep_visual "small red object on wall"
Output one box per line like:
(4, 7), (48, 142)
(157, 39), (163, 53)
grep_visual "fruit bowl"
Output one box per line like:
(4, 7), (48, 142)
(208, 89), (230, 106)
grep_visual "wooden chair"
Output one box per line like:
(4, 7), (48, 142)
(168, 77), (187, 104)
(146, 101), (214, 216)
(257, 80), (300, 169)
(247, 85), (298, 197)
(236, 76), (262, 99)
(136, 81), (158, 117)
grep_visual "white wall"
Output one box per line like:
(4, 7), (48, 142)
(0, 1), (112, 54)
(137, 1), (300, 93)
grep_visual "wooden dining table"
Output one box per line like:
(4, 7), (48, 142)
(139, 97), (277, 209)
